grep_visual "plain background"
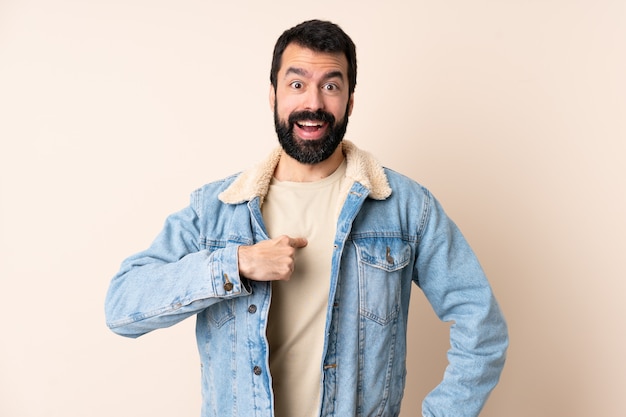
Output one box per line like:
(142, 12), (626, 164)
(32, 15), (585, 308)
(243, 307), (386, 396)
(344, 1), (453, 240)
(1, 1), (624, 416)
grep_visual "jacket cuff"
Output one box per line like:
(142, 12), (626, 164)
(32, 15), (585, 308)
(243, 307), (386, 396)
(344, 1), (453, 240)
(208, 245), (251, 297)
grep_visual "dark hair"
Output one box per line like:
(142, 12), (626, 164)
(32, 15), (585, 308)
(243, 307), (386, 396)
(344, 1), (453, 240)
(270, 20), (357, 96)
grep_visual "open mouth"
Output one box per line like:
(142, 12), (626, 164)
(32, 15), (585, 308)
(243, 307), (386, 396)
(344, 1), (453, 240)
(296, 120), (325, 129)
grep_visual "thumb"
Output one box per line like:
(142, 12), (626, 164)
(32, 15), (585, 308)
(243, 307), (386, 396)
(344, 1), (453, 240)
(288, 237), (308, 248)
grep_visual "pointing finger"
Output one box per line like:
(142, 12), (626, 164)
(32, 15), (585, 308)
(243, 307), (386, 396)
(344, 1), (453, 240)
(288, 237), (308, 248)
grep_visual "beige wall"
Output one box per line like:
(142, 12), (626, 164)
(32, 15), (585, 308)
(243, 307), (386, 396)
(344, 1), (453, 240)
(1, 1), (624, 416)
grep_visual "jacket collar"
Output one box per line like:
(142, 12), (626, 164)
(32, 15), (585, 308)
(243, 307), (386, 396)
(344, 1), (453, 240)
(218, 140), (392, 205)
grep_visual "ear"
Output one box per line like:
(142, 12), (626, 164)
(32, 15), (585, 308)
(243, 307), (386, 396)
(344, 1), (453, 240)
(269, 84), (276, 111)
(347, 93), (355, 116)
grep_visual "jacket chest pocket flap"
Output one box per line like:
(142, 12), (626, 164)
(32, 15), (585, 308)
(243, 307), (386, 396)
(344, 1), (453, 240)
(354, 238), (412, 325)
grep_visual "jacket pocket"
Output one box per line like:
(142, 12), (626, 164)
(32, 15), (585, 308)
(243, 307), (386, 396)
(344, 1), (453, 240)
(206, 299), (235, 327)
(354, 237), (411, 325)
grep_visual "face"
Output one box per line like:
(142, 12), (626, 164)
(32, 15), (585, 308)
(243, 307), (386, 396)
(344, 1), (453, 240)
(270, 43), (354, 165)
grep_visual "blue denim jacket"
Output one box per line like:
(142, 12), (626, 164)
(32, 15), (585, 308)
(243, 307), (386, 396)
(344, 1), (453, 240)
(105, 141), (508, 417)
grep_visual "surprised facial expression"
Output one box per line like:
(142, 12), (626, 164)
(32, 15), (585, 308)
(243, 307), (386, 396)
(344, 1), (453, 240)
(271, 44), (354, 164)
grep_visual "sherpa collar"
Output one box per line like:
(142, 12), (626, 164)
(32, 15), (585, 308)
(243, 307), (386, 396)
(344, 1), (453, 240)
(218, 140), (392, 205)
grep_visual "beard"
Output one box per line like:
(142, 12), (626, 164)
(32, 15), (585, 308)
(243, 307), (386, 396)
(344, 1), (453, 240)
(274, 102), (350, 165)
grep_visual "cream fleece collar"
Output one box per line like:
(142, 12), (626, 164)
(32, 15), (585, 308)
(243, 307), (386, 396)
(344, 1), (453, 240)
(218, 141), (392, 205)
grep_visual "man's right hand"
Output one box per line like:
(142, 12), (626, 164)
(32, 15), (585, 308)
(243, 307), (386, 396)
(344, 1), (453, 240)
(237, 235), (308, 281)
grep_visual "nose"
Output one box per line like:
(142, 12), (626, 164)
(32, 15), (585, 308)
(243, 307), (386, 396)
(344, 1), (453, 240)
(303, 88), (324, 111)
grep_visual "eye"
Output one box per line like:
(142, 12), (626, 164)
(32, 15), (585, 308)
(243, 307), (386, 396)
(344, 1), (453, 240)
(290, 81), (303, 89)
(323, 83), (338, 91)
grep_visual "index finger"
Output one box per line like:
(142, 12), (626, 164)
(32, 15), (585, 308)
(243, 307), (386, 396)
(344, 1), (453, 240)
(288, 237), (308, 248)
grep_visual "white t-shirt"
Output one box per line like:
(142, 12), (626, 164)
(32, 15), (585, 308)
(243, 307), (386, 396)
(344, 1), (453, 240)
(263, 160), (348, 417)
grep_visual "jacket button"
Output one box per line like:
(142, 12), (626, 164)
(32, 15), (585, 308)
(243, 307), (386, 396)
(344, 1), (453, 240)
(248, 304), (257, 314)
(253, 366), (262, 376)
(223, 273), (233, 291)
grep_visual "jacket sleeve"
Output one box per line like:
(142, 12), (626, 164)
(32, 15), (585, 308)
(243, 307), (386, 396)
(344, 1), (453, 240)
(415, 192), (508, 417)
(104, 191), (250, 338)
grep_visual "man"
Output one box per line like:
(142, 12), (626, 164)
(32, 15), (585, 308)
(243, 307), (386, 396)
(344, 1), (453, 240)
(105, 19), (508, 417)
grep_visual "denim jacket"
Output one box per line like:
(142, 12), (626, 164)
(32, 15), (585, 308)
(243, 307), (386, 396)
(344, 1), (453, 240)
(105, 141), (508, 417)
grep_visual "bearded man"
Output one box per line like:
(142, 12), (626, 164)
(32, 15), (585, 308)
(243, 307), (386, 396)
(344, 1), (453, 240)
(105, 19), (508, 417)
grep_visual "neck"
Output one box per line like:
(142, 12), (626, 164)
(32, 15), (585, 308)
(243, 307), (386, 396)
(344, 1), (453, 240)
(274, 145), (345, 182)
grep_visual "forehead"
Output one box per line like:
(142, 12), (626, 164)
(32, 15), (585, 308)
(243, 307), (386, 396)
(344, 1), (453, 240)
(278, 43), (348, 78)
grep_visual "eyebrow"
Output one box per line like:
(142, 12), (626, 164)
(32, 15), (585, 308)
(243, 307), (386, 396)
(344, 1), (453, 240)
(284, 67), (345, 82)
